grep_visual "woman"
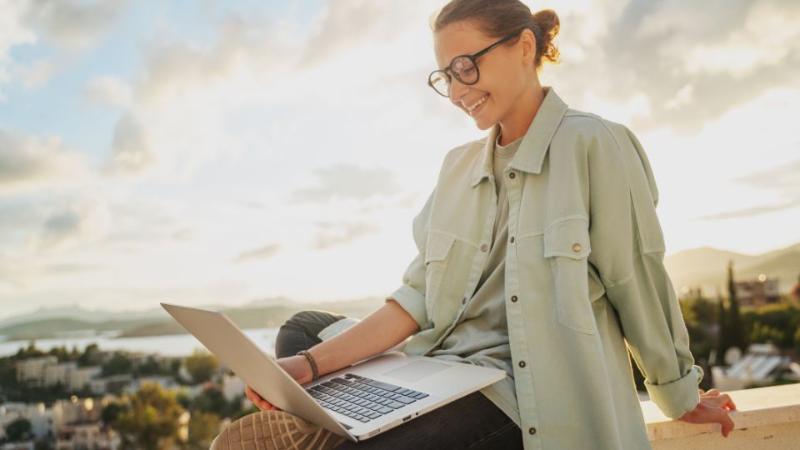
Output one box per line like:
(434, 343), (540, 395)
(212, 1), (737, 449)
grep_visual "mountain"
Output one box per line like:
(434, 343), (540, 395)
(0, 297), (382, 341)
(664, 242), (800, 296)
(0, 305), (166, 329)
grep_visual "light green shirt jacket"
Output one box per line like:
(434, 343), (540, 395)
(386, 86), (703, 450)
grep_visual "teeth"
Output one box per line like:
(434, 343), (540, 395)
(466, 94), (488, 113)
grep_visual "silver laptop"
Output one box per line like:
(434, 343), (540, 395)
(161, 303), (506, 442)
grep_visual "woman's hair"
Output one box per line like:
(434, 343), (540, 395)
(432, 0), (560, 69)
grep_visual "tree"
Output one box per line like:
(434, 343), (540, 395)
(5, 417), (32, 442)
(716, 291), (728, 365)
(102, 352), (133, 376)
(112, 383), (186, 450)
(187, 411), (221, 450)
(102, 400), (125, 425)
(191, 385), (238, 417)
(14, 341), (44, 360)
(726, 261), (748, 352)
(184, 350), (218, 384)
(78, 343), (103, 367)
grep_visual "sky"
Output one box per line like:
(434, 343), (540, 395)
(1, 0), (799, 319)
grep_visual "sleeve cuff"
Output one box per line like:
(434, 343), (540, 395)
(644, 364), (703, 419)
(386, 284), (429, 331)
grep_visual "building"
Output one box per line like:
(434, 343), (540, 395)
(221, 374), (245, 402)
(51, 397), (101, 429)
(15, 356), (101, 391)
(14, 356), (58, 386)
(0, 402), (54, 441)
(55, 423), (119, 450)
(735, 274), (781, 307)
(69, 366), (103, 391)
(0, 443), (34, 450)
(711, 343), (799, 391)
(89, 374), (133, 395)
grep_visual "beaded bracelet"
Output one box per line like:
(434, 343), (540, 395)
(296, 350), (320, 382)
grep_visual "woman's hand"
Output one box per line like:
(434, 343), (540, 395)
(244, 355), (314, 412)
(677, 388), (737, 437)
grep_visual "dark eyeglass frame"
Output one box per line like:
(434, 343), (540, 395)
(427, 31), (522, 98)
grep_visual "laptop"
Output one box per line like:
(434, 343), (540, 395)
(161, 302), (506, 442)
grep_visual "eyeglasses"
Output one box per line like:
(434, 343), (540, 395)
(427, 32), (521, 98)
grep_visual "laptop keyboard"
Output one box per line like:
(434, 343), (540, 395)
(307, 373), (429, 423)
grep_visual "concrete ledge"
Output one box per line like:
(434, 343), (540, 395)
(642, 382), (800, 449)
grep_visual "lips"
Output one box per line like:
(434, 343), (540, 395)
(464, 94), (489, 116)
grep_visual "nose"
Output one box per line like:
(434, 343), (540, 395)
(448, 78), (470, 106)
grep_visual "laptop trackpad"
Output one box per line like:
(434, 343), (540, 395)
(381, 360), (451, 383)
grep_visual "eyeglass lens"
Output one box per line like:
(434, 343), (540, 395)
(430, 56), (479, 97)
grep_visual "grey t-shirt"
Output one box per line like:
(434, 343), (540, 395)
(427, 132), (523, 426)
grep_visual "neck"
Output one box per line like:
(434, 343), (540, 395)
(497, 83), (545, 146)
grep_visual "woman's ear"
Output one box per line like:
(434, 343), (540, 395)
(520, 28), (537, 67)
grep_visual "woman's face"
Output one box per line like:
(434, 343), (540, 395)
(433, 20), (535, 130)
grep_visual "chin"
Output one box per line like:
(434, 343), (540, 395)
(472, 114), (497, 131)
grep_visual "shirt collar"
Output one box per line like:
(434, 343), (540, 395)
(470, 86), (569, 187)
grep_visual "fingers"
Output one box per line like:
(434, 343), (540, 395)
(245, 386), (278, 411)
(703, 392), (737, 411)
(711, 405), (735, 437)
(717, 393), (737, 411)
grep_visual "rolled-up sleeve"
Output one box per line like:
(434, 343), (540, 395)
(587, 122), (703, 419)
(386, 187), (436, 332)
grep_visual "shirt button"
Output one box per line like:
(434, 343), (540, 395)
(572, 243), (582, 253)
(509, 236), (515, 244)
(461, 297), (467, 305)
(508, 171), (516, 179)
(518, 360), (526, 368)
(511, 295), (518, 302)
(529, 427), (537, 435)
(480, 243), (488, 252)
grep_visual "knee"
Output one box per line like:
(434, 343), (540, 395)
(281, 310), (321, 330)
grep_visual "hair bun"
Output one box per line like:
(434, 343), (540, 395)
(532, 9), (560, 39)
(532, 9), (560, 65)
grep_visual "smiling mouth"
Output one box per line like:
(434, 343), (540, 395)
(464, 94), (489, 116)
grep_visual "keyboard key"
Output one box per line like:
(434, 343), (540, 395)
(364, 380), (402, 392)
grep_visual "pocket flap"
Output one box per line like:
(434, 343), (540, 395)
(425, 231), (455, 263)
(543, 216), (591, 259)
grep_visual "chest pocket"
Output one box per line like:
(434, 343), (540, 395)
(543, 216), (597, 335)
(424, 231), (456, 326)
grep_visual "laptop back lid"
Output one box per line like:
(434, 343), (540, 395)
(160, 303), (355, 439)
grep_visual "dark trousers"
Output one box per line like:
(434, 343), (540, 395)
(275, 310), (524, 450)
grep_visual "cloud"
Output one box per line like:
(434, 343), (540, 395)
(233, 244), (280, 263)
(0, 0), (130, 99)
(700, 155), (800, 220)
(298, 0), (426, 67)
(0, 1), (37, 101)
(36, 198), (111, 251)
(20, 0), (130, 50)
(105, 111), (155, 174)
(44, 262), (103, 275)
(14, 58), (55, 89)
(134, 15), (294, 104)
(312, 220), (380, 250)
(85, 75), (132, 108)
(735, 156), (800, 191)
(0, 129), (91, 193)
(0, 252), (29, 287)
(292, 164), (402, 203)
(699, 200), (800, 220)
(541, 0), (800, 132)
